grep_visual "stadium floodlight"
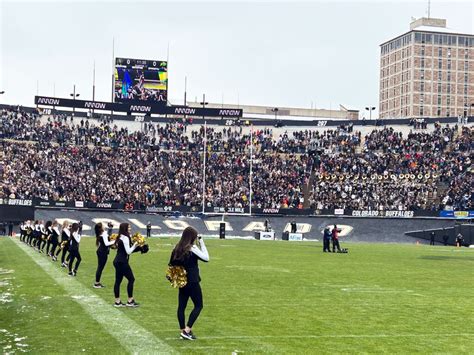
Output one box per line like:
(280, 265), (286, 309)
(70, 85), (80, 116)
(200, 94), (208, 120)
(365, 106), (376, 120)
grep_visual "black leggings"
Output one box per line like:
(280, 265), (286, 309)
(50, 241), (58, 257)
(114, 262), (135, 299)
(57, 244), (68, 263)
(68, 249), (82, 272)
(96, 251), (108, 283)
(178, 282), (203, 329)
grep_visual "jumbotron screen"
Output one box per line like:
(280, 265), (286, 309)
(114, 57), (167, 104)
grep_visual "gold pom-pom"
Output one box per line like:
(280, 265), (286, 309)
(166, 266), (187, 288)
(132, 232), (146, 247)
(60, 241), (68, 250)
(109, 233), (118, 249)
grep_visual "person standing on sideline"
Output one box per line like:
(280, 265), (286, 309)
(455, 233), (464, 248)
(113, 223), (148, 307)
(323, 227), (332, 252)
(146, 221), (152, 238)
(94, 223), (115, 289)
(169, 226), (209, 340)
(442, 229), (449, 246)
(332, 224), (342, 253)
(107, 222), (113, 236)
(430, 231), (435, 246)
(68, 223), (82, 276)
(8, 221), (13, 237)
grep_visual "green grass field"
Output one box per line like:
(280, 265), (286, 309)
(1, 236), (473, 354)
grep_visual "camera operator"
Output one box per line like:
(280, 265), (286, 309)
(323, 227), (332, 252)
(332, 224), (342, 253)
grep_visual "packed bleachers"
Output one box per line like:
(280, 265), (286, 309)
(0, 107), (472, 211)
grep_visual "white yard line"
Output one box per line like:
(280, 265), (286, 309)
(10, 237), (175, 355)
(165, 333), (474, 340)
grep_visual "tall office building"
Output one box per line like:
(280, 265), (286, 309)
(379, 17), (474, 119)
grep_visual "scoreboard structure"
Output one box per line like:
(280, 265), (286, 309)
(114, 57), (168, 105)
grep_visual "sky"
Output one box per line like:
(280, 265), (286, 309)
(0, 0), (472, 117)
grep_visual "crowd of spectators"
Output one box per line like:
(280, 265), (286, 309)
(0, 107), (472, 211)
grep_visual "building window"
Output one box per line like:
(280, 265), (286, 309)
(438, 47), (442, 57)
(437, 108), (441, 116)
(438, 59), (442, 69)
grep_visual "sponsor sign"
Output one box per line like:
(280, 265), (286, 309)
(439, 210), (474, 219)
(259, 231), (275, 240)
(145, 206), (173, 213)
(34, 96), (243, 118)
(334, 208), (344, 215)
(96, 203), (113, 209)
(262, 208), (280, 214)
(213, 207), (245, 214)
(0, 199), (33, 206)
(288, 233), (303, 241)
(75, 201), (84, 208)
(39, 201), (51, 206)
(55, 202), (66, 207)
(351, 210), (414, 218)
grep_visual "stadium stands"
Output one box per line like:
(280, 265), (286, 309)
(1, 107), (472, 211)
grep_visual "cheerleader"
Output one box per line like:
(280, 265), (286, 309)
(38, 220), (47, 253)
(94, 223), (114, 289)
(49, 221), (60, 261)
(68, 223), (82, 276)
(44, 221), (53, 256)
(26, 221), (35, 246)
(33, 220), (41, 250)
(19, 221), (26, 242)
(169, 227), (209, 340)
(56, 221), (70, 267)
(113, 223), (143, 307)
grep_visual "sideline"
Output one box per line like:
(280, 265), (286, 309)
(10, 237), (176, 355)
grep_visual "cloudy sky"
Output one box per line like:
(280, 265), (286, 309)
(0, 0), (472, 117)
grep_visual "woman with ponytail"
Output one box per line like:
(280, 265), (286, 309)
(169, 226), (209, 340)
(94, 222), (115, 289)
(112, 223), (145, 307)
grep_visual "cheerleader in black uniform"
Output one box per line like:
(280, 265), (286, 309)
(57, 221), (70, 267)
(38, 220), (47, 253)
(26, 221), (34, 246)
(19, 221), (26, 242)
(94, 223), (114, 289)
(33, 220), (41, 250)
(44, 221), (53, 256)
(169, 227), (209, 340)
(68, 223), (82, 276)
(49, 221), (60, 261)
(113, 223), (148, 307)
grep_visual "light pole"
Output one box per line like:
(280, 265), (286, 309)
(200, 93), (208, 120)
(70, 85), (80, 116)
(272, 107), (279, 120)
(365, 106), (376, 120)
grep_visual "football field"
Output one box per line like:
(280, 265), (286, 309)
(1, 236), (473, 354)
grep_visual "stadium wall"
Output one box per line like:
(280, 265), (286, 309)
(31, 209), (463, 244)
